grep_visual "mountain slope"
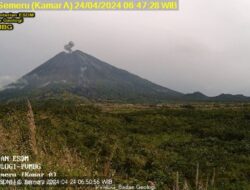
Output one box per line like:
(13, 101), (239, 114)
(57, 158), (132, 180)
(183, 91), (209, 101)
(1, 50), (249, 102)
(0, 50), (183, 102)
(210, 94), (250, 102)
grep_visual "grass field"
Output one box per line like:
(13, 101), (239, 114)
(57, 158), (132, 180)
(0, 100), (249, 189)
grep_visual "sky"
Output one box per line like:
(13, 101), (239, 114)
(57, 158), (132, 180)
(1, 0), (250, 96)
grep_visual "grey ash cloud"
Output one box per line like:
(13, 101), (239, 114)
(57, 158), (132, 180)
(64, 41), (74, 53)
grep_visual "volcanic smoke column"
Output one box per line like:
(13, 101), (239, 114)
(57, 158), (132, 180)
(64, 41), (74, 53)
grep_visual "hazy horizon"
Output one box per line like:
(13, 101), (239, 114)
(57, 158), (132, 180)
(1, 0), (250, 96)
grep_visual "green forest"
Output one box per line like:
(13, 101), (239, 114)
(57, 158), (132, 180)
(0, 100), (249, 189)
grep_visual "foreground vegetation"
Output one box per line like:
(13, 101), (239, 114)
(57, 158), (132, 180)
(0, 100), (249, 189)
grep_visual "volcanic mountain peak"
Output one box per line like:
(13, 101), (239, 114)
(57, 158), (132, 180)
(1, 50), (182, 102)
(1, 49), (249, 102)
(12, 50), (120, 88)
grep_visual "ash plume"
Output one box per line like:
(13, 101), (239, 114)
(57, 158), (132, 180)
(64, 41), (74, 53)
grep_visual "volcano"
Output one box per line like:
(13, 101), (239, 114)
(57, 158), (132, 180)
(1, 50), (249, 102)
(0, 50), (183, 102)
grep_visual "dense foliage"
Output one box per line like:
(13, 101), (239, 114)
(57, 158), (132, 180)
(0, 100), (249, 189)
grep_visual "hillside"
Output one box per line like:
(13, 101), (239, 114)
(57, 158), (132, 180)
(0, 50), (182, 102)
(1, 50), (249, 103)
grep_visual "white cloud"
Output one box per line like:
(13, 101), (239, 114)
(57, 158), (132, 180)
(0, 75), (16, 89)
